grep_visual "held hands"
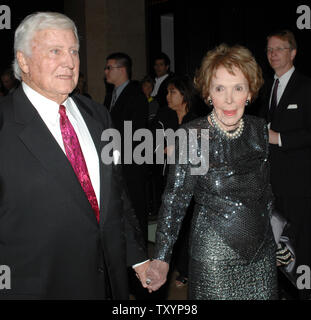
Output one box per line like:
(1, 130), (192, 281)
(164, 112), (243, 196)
(145, 259), (169, 292)
(133, 260), (151, 289)
(134, 259), (169, 293)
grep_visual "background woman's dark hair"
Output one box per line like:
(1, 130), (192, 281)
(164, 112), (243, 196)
(167, 75), (195, 113)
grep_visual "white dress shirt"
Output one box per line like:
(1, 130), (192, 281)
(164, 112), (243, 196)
(151, 74), (169, 97)
(22, 82), (100, 207)
(270, 66), (295, 107)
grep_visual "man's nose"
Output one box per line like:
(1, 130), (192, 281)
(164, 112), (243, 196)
(63, 51), (75, 69)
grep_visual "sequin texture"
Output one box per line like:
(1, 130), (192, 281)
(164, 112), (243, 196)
(154, 115), (278, 300)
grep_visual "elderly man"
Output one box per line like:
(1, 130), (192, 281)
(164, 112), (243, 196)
(0, 12), (149, 299)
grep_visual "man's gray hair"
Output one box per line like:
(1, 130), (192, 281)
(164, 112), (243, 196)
(13, 12), (79, 80)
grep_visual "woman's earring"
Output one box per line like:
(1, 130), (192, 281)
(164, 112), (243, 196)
(245, 99), (250, 106)
(207, 98), (213, 106)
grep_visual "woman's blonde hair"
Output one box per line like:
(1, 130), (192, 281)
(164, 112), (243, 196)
(194, 44), (263, 102)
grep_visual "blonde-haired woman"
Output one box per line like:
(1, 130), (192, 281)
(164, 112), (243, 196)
(146, 44), (278, 300)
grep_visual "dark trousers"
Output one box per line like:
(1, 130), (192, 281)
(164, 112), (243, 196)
(124, 171), (149, 299)
(125, 174), (148, 244)
(149, 164), (166, 216)
(275, 196), (311, 299)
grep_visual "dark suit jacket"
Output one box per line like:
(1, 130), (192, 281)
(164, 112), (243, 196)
(0, 86), (146, 299)
(104, 80), (148, 180)
(154, 73), (174, 109)
(259, 70), (311, 196)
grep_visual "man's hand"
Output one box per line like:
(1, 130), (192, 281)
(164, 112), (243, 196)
(145, 259), (169, 292)
(133, 260), (151, 289)
(269, 129), (279, 145)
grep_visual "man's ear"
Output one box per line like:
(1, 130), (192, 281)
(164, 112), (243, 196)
(16, 51), (30, 74)
(290, 48), (297, 62)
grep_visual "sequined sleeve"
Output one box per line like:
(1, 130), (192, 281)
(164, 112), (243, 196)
(263, 121), (274, 214)
(153, 126), (201, 262)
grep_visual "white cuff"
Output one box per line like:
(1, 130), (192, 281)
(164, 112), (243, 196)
(132, 259), (150, 269)
(278, 133), (282, 147)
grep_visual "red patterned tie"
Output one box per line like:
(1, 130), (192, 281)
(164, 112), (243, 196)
(59, 105), (100, 223)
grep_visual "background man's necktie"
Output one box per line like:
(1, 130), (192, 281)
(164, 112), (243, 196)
(59, 105), (100, 223)
(269, 78), (279, 122)
(110, 88), (117, 111)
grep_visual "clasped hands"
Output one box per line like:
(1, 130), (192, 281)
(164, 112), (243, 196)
(133, 259), (169, 293)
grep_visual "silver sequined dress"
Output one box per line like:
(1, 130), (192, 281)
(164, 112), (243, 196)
(154, 115), (278, 300)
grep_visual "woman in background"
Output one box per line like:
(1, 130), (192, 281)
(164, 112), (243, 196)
(141, 75), (160, 123)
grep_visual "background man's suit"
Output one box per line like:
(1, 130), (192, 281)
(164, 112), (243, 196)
(154, 73), (174, 109)
(104, 80), (149, 242)
(0, 86), (146, 299)
(260, 70), (311, 285)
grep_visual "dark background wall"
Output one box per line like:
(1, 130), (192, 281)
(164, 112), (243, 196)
(146, 0), (311, 79)
(1, 0), (311, 93)
(0, 0), (65, 72)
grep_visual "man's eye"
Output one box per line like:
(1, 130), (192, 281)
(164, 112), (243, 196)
(71, 49), (79, 55)
(51, 49), (60, 54)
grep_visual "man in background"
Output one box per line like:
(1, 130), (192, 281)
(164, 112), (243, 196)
(0, 68), (19, 95)
(260, 30), (311, 300)
(151, 52), (174, 109)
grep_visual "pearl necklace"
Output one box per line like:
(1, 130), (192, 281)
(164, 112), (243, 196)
(210, 111), (244, 139)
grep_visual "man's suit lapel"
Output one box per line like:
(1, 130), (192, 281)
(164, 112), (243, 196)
(72, 95), (112, 227)
(276, 70), (298, 112)
(115, 83), (129, 106)
(13, 87), (100, 226)
(110, 82), (131, 117)
(264, 78), (274, 118)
